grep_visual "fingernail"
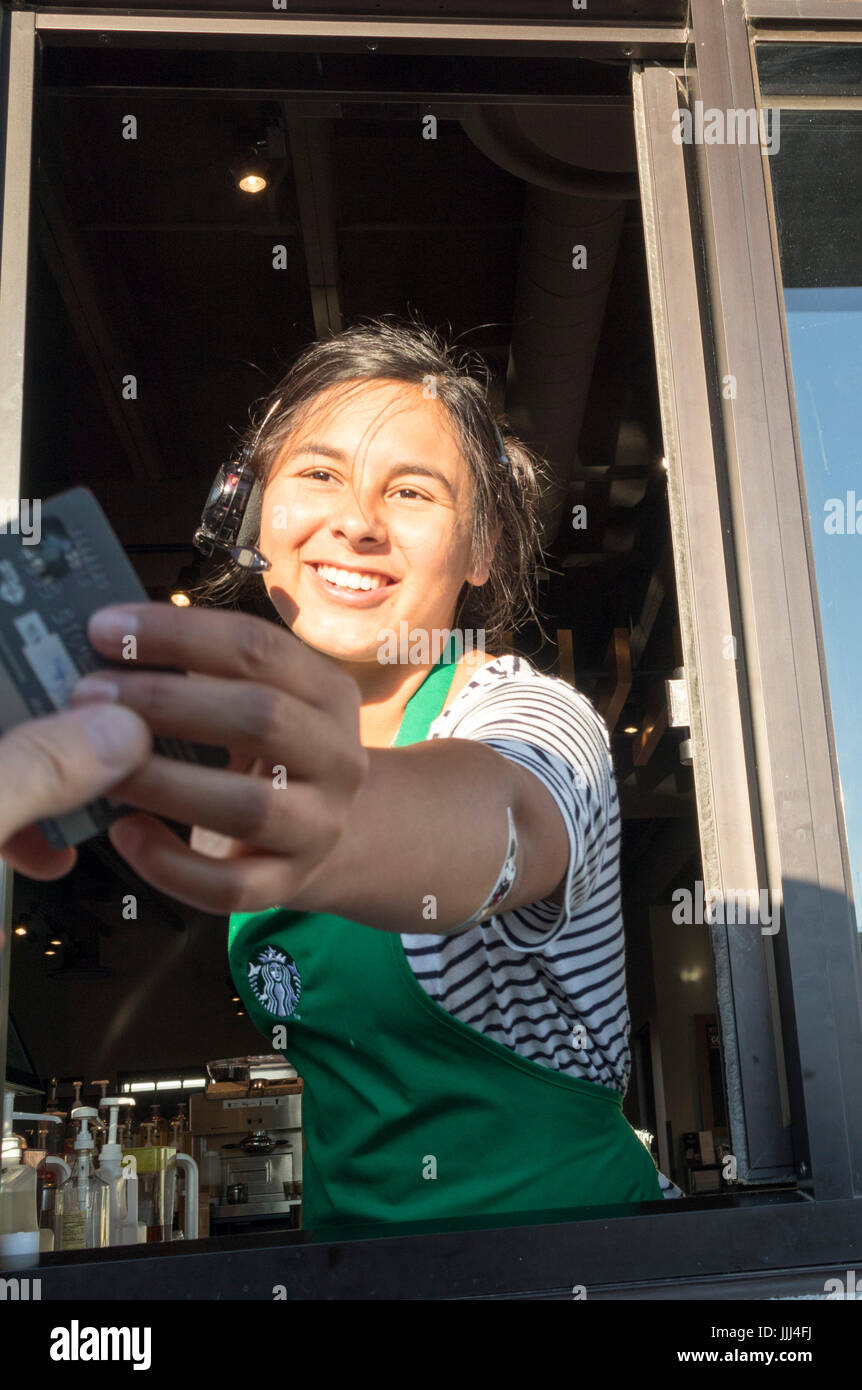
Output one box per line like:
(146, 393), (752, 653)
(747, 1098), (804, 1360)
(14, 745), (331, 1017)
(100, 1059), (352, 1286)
(75, 704), (143, 763)
(89, 608), (139, 644)
(70, 676), (120, 703)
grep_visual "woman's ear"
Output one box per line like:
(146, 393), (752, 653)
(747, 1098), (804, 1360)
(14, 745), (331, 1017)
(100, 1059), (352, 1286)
(466, 519), (503, 588)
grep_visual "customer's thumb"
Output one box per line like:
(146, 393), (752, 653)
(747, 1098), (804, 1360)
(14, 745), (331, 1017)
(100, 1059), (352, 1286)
(0, 704), (152, 832)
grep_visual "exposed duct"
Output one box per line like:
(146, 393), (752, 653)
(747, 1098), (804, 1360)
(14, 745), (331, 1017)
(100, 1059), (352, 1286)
(460, 104), (634, 543)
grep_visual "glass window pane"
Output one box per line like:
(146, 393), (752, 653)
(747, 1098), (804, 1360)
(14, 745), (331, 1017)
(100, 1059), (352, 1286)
(757, 45), (862, 929)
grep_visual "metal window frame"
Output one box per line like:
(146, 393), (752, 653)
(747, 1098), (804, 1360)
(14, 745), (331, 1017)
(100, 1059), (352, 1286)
(747, 0), (862, 22)
(632, 59), (793, 1184)
(2, 0), (862, 1294)
(0, 9), (37, 1098)
(31, 9), (687, 60)
(685, 0), (862, 1202)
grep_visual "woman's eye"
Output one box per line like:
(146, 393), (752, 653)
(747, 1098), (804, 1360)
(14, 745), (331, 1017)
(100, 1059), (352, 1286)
(302, 468), (337, 482)
(391, 487), (428, 501)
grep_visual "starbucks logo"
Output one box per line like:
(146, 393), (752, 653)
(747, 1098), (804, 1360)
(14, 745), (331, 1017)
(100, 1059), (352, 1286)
(247, 945), (302, 1019)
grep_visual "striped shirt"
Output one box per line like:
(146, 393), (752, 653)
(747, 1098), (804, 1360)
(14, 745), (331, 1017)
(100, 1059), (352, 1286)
(401, 652), (683, 1200)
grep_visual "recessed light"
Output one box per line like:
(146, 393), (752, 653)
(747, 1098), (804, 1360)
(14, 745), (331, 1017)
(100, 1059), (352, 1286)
(238, 171), (268, 194)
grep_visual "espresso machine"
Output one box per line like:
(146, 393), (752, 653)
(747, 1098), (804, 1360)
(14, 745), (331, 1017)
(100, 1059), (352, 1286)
(189, 1056), (302, 1231)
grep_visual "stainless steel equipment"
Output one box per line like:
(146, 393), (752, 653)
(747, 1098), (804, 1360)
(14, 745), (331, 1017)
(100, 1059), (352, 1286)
(190, 1056), (302, 1228)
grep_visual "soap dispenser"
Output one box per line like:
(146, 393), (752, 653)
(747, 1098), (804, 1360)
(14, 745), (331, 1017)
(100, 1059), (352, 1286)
(0, 1090), (40, 1265)
(54, 1107), (111, 1251)
(62, 1082), (84, 1156)
(97, 1098), (145, 1246)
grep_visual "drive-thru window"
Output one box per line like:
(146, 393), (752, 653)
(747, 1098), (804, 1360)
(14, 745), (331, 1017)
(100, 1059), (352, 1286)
(1, 0), (861, 1306)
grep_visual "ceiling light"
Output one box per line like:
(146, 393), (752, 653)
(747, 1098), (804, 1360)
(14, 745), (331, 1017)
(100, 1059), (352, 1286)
(230, 119), (285, 198)
(231, 143), (271, 195)
(238, 170), (268, 194)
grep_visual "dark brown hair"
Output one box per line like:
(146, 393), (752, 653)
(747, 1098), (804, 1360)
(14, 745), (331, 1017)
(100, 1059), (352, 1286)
(195, 314), (549, 648)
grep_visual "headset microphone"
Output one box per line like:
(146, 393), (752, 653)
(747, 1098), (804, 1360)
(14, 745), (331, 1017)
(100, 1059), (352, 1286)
(193, 456), (269, 572)
(193, 397), (282, 572)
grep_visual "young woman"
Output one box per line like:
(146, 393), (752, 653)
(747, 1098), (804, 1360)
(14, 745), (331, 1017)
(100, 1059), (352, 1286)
(62, 318), (681, 1230)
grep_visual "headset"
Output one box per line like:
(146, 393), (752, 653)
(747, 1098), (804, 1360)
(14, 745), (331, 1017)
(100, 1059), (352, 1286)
(193, 454), (270, 573)
(193, 398), (282, 573)
(194, 405), (515, 575)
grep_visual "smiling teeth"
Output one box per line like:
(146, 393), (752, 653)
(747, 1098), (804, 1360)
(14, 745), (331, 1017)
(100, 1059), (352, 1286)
(315, 564), (388, 591)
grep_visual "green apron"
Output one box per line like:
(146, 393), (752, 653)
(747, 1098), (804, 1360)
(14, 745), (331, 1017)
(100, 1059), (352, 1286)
(228, 648), (663, 1237)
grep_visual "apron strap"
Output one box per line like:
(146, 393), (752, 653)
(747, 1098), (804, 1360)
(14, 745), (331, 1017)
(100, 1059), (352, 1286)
(392, 631), (460, 747)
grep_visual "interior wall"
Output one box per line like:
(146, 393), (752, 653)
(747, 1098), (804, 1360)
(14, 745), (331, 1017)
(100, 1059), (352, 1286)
(10, 913), (263, 1083)
(649, 904), (717, 1179)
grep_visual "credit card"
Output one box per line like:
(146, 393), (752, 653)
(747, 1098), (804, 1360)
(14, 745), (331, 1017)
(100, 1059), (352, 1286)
(0, 486), (229, 848)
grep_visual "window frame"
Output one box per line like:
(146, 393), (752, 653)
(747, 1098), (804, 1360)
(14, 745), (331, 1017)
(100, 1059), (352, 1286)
(1, 0), (861, 1295)
(683, 0), (862, 1203)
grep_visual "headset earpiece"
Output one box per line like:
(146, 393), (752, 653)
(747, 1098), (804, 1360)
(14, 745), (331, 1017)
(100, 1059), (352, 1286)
(194, 458), (270, 572)
(235, 472), (264, 552)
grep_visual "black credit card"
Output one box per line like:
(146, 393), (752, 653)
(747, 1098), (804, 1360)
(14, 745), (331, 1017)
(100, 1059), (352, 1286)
(0, 486), (229, 848)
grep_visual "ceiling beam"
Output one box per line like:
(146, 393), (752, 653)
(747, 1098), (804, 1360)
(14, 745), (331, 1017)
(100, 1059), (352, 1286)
(283, 106), (343, 338)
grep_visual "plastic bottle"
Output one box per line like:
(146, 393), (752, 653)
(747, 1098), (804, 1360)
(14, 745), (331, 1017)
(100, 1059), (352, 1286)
(62, 1082), (84, 1157)
(0, 1091), (40, 1264)
(43, 1077), (67, 1131)
(168, 1102), (190, 1154)
(11, 1111), (70, 1252)
(169, 1110), (191, 1230)
(54, 1108), (111, 1251)
(97, 1098), (145, 1246)
(149, 1105), (168, 1147)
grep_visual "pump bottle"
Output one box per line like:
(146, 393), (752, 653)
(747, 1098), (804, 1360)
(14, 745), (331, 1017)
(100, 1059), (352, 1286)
(62, 1082), (84, 1157)
(54, 1107), (111, 1251)
(0, 1091), (39, 1264)
(97, 1098), (145, 1245)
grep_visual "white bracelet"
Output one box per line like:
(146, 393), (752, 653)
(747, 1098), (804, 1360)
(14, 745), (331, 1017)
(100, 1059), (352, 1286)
(459, 806), (519, 928)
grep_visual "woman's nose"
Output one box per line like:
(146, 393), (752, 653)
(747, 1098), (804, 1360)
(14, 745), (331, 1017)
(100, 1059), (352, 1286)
(329, 497), (387, 545)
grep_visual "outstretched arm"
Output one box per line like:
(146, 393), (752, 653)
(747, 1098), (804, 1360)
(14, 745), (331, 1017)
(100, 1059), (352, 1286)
(69, 602), (568, 927)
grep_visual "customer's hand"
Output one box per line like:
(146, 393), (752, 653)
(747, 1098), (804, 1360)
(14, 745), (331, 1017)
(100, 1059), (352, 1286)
(68, 603), (368, 915)
(0, 703), (152, 879)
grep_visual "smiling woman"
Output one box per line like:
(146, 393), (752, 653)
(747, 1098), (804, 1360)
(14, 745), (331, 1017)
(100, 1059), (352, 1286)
(196, 316), (544, 658)
(68, 315), (680, 1231)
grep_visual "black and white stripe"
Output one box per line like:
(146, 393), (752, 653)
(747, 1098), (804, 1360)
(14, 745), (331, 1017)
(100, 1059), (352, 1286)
(401, 653), (683, 1200)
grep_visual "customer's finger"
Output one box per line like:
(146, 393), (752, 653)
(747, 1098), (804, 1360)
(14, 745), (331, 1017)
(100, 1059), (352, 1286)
(0, 704), (152, 874)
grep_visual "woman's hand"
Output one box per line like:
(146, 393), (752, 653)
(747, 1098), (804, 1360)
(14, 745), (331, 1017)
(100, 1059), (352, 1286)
(0, 703), (152, 880)
(69, 603), (369, 915)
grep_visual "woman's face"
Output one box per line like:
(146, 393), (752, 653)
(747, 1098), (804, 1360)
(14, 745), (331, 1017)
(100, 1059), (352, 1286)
(259, 380), (491, 664)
